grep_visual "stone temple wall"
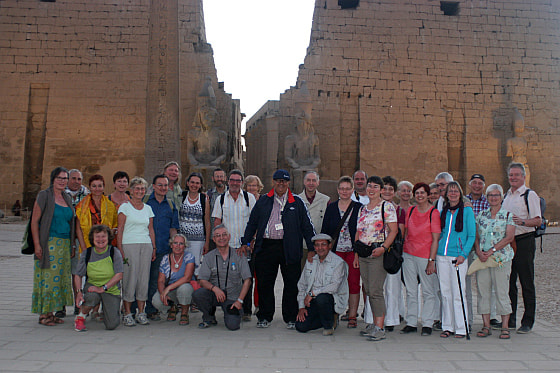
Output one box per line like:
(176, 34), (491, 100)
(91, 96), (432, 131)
(245, 0), (560, 219)
(0, 0), (242, 211)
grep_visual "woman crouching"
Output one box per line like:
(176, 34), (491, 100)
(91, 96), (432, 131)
(73, 225), (124, 331)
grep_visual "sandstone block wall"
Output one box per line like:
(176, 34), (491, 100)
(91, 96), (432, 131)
(0, 0), (242, 210)
(245, 0), (560, 219)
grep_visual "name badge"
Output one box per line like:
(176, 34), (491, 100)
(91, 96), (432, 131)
(275, 223), (283, 231)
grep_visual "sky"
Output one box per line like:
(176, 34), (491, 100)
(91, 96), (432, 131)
(203, 0), (316, 131)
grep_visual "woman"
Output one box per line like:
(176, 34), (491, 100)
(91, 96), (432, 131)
(108, 171), (131, 208)
(31, 167), (86, 326)
(474, 184), (515, 339)
(397, 180), (414, 212)
(401, 183), (441, 336)
(76, 174), (118, 320)
(428, 183), (439, 205)
(117, 177), (157, 327)
(179, 172), (211, 276)
(152, 234), (196, 325)
(73, 225), (123, 331)
(243, 175), (264, 201)
(353, 176), (398, 341)
(437, 181), (476, 338)
(381, 176), (405, 332)
(321, 176), (362, 328)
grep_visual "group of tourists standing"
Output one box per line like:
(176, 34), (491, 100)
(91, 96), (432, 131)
(29, 161), (541, 342)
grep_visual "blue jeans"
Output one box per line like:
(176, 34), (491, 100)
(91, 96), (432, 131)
(145, 253), (166, 315)
(295, 293), (335, 332)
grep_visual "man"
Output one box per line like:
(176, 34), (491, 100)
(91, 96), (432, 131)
(212, 169), (256, 320)
(240, 169), (315, 329)
(63, 168), (90, 317)
(296, 234), (348, 336)
(434, 171), (453, 212)
(144, 174), (180, 320)
(351, 170), (369, 204)
(207, 168), (227, 244)
(66, 169), (90, 207)
(466, 174), (489, 216)
(502, 162), (542, 334)
(162, 161), (182, 208)
(298, 171), (330, 269)
(465, 173), (490, 328)
(192, 225), (252, 331)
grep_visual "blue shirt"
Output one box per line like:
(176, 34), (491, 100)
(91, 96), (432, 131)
(146, 192), (180, 254)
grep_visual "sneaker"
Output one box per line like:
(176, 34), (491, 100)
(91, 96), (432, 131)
(433, 320), (442, 331)
(516, 325), (532, 334)
(135, 312), (150, 325)
(190, 304), (199, 313)
(366, 326), (386, 341)
(198, 321), (211, 329)
(74, 316), (87, 332)
(256, 319), (270, 328)
(323, 328), (334, 336)
(490, 318), (501, 330)
(400, 325), (418, 334)
(421, 327), (432, 336)
(286, 321), (296, 330)
(360, 324), (375, 337)
(123, 313), (136, 327)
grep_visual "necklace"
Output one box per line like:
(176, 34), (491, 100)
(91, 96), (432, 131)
(187, 193), (199, 203)
(171, 253), (183, 269)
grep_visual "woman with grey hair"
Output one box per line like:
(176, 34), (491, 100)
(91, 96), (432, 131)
(397, 180), (414, 212)
(117, 177), (157, 327)
(152, 233), (196, 325)
(31, 167), (86, 326)
(474, 184), (515, 339)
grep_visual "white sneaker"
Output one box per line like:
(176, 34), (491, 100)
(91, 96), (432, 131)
(366, 326), (386, 341)
(135, 312), (150, 325)
(256, 319), (270, 328)
(359, 324), (375, 337)
(123, 313), (136, 327)
(286, 321), (296, 330)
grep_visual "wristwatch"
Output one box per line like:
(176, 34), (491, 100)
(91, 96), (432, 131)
(428, 258), (435, 262)
(102, 284), (108, 292)
(492, 247), (497, 252)
(307, 291), (315, 298)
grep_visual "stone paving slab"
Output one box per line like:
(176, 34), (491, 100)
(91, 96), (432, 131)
(1, 222), (559, 372)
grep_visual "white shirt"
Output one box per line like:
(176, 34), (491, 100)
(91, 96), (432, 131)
(212, 190), (256, 248)
(502, 184), (541, 236)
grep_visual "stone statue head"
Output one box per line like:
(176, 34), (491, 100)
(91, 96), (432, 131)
(512, 108), (524, 135)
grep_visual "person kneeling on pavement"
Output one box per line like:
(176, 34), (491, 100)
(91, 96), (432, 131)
(73, 225), (124, 331)
(296, 234), (349, 336)
(151, 233), (196, 325)
(192, 225), (252, 331)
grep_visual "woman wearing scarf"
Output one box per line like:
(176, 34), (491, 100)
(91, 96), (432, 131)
(437, 181), (476, 339)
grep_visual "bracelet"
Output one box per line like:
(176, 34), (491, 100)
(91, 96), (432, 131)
(428, 258), (435, 262)
(210, 285), (215, 291)
(237, 298), (244, 304)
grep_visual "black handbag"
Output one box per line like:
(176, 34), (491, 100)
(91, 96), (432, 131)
(381, 202), (403, 274)
(353, 239), (375, 258)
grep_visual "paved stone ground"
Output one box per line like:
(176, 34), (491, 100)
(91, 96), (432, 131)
(1, 221), (559, 373)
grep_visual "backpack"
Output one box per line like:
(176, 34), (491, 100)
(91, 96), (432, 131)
(521, 189), (547, 250)
(218, 190), (250, 218)
(143, 193), (174, 211)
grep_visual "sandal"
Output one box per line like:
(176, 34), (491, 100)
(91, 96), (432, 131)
(499, 328), (511, 340)
(476, 326), (492, 338)
(51, 316), (64, 324)
(454, 334), (466, 339)
(347, 316), (357, 329)
(179, 313), (189, 325)
(341, 311), (350, 321)
(167, 306), (177, 321)
(440, 330), (453, 338)
(38, 315), (55, 326)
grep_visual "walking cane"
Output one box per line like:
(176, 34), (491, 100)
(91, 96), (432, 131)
(452, 258), (470, 340)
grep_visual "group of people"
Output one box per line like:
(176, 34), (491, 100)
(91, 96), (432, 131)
(29, 161), (541, 342)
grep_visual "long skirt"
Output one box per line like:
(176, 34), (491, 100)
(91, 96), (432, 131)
(31, 237), (73, 314)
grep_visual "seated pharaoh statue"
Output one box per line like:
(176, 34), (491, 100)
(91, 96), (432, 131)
(188, 77), (227, 167)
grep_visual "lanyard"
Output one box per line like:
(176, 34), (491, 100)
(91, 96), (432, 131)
(215, 250), (230, 290)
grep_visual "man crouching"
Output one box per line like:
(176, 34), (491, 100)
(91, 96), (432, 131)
(296, 233), (348, 336)
(192, 225), (252, 330)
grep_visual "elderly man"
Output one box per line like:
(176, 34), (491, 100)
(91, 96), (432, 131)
(192, 225), (252, 331)
(296, 234), (348, 336)
(466, 174), (490, 216)
(502, 162), (542, 334)
(62, 168), (90, 317)
(351, 170), (369, 204)
(434, 171), (453, 211)
(241, 169), (315, 329)
(298, 171), (330, 269)
(213, 169), (256, 319)
(144, 174), (180, 320)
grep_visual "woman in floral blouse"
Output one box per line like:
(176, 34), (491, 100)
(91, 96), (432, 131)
(474, 184), (515, 339)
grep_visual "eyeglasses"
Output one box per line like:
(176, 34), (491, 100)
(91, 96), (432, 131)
(155, 183), (168, 188)
(213, 233), (229, 239)
(229, 178), (243, 183)
(338, 187), (353, 192)
(487, 194), (502, 198)
(366, 184), (381, 189)
(436, 183), (448, 187)
(172, 242), (186, 246)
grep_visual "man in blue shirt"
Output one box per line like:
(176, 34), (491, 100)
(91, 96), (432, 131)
(144, 174), (180, 319)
